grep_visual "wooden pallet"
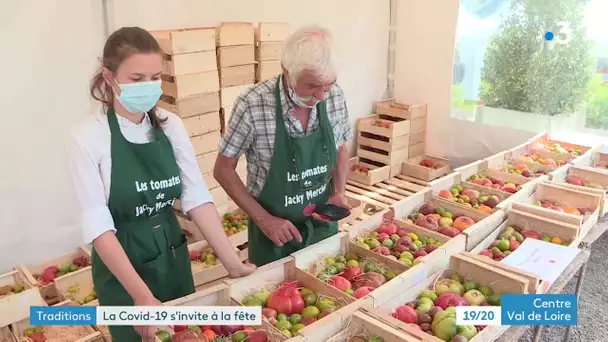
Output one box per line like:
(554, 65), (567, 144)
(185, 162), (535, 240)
(339, 202), (386, 231)
(391, 173), (438, 187)
(344, 176), (428, 209)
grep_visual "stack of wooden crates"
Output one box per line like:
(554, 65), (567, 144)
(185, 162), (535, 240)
(255, 22), (291, 82)
(356, 99), (428, 178)
(216, 22), (256, 136)
(152, 28), (226, 204)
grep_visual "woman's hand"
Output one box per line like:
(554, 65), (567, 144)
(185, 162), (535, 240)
(133, 294), (162, 341)
(227, 262), (257, 278)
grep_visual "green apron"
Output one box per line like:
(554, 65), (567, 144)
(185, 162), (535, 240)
(91, 109), (195, 341)
(248, 77), (339, 267)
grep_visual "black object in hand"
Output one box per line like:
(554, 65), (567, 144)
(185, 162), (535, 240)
(314, 204), (351, 221)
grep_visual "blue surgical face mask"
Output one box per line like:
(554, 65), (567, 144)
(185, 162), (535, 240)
(287, 84), (321, 109)
(114, 79), (163, 113)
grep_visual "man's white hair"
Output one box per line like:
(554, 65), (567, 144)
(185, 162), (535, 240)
(281, 25), (339, 85)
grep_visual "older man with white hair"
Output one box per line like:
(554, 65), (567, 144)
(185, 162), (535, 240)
(214, 25), (353, 266)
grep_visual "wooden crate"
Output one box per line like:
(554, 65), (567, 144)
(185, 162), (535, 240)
(256, 60), (282, 82)
(191, 131), (221, 156)
(161, 71), (220, 99)
(188, 240), (248, 287)
(470, 210), (581, 293)
(157, 91), (220, 118)
(339, 203), (389, 232)
(197, 150), (219, 174)
(225, 257), (367, 342)
(256, 22), (291, 42)
(0, 269), (46, 328)
(11, 306), (103, 342)
(219, 64), (256, 88)
(408, 141), (425, 159)
(401, 155), (450, 182)
(346, 199), (465, 281)
(338, 194), (366, 226)
(528, 132), (596, 164)
(202, 170), (220, 190)
(220, 106), (234, 135)
(591, 151), (608, 169)
(291, 232), (413, 307)
(357, 127), (409, 153)
(509, 142), (570, 179)
(348, 156), (391, 185)
(217, 45), (255, 67)
(345, 175), (430, 210)
(455, 160), (548, 210)
(162, 50), (217, 76)
(53, 267), (98, 306)
(176, 199), (249, 247)
(362, 253), (531, 342)
(357, 147), (408, 168)
(0, 325), (15, 342)
(375, 99), (427, 121)
(221, 83), (254, 108)
(548, 164), (608, 215)
(210, 186), (231, 207)
(408, 130), (425, 146)
(430, 172), (512, 212)
(182, 112), (221, 137)
(393, 184), (507, 251)
(216, 22), (255, 46)
(16, 246), (92, 305)
(327, 310), (421, 342)
(256, 41), (283, 61)
(391, 172), (454, 189)
(357, 115), (410, 140)
(152, 27), (216, 54)
(93, 325), (111, 342)
(513, 181), (602, 239)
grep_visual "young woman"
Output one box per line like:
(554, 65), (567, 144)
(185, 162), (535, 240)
(67, 27), (256, 341)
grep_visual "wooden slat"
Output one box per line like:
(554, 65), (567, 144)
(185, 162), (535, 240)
(395, 174), (430, 187)
(373, 182), (415, 197)
(345, 184), (395, 205)
(388, 176), (428, 192)
(345, 190), (389, 209)
(346, 180), (405, 201)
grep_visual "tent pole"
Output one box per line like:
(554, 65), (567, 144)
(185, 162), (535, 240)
(101, 0), (111, 38)
(387, 0), (398, 98)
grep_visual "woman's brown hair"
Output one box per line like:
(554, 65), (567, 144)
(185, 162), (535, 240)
(90, 26), (166, 128)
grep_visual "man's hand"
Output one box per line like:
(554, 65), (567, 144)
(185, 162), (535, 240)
(312, 194), (352, 222)
(133, 294), (161, 341)
(256, 214), (303, 247)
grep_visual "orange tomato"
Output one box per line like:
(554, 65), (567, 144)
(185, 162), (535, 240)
(202, 329), (216, 339)
(551, 237), (562, 245)
(563, 207), (581, 215)
(478, 205), (493, 214)
(227, 231), (235, 236)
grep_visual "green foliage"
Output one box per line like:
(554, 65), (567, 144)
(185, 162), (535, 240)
(452, 85), (477, 110)
(479, 0), (595, 115)
(585, 75), (608, 129)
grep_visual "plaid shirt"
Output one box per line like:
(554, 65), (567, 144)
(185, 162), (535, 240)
(219, 75), (353, 197)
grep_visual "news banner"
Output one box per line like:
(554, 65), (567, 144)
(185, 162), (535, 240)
(30, 295), (575, 327)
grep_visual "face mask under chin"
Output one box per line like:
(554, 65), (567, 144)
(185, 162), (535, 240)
(288, 86), (322, 109)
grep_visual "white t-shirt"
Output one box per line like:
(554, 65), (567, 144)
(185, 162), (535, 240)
(67, 108), (213, 243)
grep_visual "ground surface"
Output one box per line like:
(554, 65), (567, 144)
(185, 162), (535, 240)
(517, 222), (608, 342)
